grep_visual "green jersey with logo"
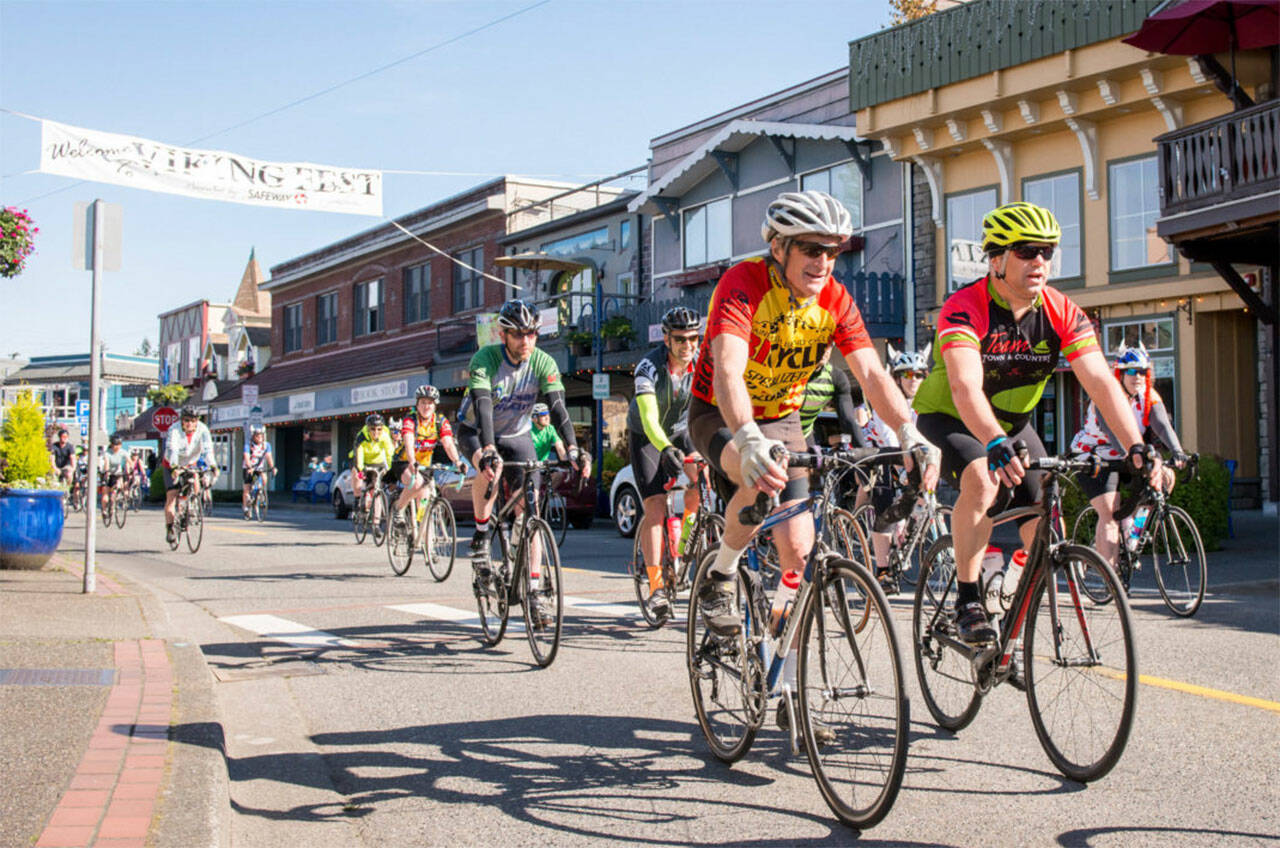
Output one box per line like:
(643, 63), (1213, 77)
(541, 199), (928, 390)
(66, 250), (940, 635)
(458, 345), (565, 438)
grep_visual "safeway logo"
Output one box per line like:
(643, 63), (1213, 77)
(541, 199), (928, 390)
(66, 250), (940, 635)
(153, 407), (179, 434)
(294, 192), (308, 205)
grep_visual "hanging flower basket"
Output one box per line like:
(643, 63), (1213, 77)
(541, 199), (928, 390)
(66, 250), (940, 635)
(0, 207), (38, 279)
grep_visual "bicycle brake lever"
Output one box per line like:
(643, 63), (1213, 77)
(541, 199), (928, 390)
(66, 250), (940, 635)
(739, 491), (778, 526)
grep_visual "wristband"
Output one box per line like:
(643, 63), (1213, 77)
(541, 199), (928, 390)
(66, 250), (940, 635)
(985, 436), (1007, 451)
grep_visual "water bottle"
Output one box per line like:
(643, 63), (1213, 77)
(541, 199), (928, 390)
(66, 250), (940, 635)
(981, 545), (1004, 615)
(770, 569), (801, 636)
(1000, 549), (1028, 610)
(1125, 507), (1150, 552)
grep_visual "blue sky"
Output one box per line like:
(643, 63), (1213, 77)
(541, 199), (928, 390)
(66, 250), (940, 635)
(0, 0), (892, 358)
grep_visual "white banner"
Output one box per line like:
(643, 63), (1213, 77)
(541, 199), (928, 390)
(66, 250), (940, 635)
(40, 118), (382, 217)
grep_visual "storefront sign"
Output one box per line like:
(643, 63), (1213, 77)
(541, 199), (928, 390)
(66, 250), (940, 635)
(351, 380), (407, 406)
(213, 404), (248, 423)
(648, 323), (663, 343)
(538, 307), (558, 336)
(120, 384), (149, 398)
(288, 392), (315, 414)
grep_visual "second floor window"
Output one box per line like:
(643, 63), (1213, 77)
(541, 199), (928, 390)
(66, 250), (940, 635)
(283, 303), (303, 354)
(316, 292), (338, 345)
(1109, 156), (1171, 271)
(683, 198), (731, 268)
(404, 263), (430, 325)
(453, 247), (483, 312)
(801, 162), (863, 231)
(1023, 171), (1082, 280)
(946, 187), (998, 292)
(354, 278), (383, 337)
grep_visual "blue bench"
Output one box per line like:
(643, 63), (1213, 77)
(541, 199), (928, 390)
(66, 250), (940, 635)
(291, 471), (334, 504)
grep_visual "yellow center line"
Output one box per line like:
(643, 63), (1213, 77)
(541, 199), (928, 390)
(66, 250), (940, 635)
(1093, 665), (1280, 714)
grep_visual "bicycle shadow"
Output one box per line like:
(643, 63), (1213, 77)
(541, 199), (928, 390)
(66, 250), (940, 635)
(1055, 825), (1280, 846)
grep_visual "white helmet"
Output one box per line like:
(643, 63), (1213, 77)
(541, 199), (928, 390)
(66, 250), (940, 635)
(886, 342), (932, 374)
(762, 190), (854, 243)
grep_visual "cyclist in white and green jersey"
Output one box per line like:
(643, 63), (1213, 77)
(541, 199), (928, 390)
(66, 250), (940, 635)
(456, 300), (590, 563)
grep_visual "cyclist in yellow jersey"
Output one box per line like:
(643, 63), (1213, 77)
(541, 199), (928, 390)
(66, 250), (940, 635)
(352, 413), (395, 508)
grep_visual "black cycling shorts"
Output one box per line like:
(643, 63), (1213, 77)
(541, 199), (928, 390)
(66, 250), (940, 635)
(629, 430), (695, 500)
(455, 423), (540, 492)
(916, 412), (1046, 523)
(688, 397), (809, 506)
(1078, 462), (1132, 501)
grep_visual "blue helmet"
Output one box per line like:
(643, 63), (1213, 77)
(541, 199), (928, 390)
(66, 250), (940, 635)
(1114, 344), (1151, 371)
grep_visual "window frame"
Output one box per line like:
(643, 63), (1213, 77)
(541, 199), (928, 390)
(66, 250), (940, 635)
(402, 262), (431, 326)
(944, 184), (1000, 294)
(316, 291), (339, 346)
(799, 159), (864, 232)
(1021, 167), (1085, 289)
(681, 196), (732, 269)
(353, 277), (384, 338)
(283, 303), (303, 354)
(1106, 153), (1176, 281)
(452, 246), (484, 313)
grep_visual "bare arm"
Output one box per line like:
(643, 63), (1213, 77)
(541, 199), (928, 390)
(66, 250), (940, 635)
(710, 334), (757, 433)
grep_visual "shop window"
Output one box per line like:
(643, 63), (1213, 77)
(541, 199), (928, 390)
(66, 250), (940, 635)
(316, 292), (338, 345)
(945, 187), (997, 291)
(354, 279), (383, 337)
(683, 198), (731, 268)
(801, 162), (863, 231)
(1023, 171), (1082, 280)
(452, 247), (483, 312)
(1108, 156), (1171, 271)
(403, 263), (430, 325)
(283, 304), (303, 354)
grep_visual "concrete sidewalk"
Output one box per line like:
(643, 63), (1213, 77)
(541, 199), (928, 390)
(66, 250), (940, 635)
(0, 555), (227, 848)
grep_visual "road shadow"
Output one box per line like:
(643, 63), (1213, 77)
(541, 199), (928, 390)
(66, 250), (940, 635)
(1056, 825), (1280, 846)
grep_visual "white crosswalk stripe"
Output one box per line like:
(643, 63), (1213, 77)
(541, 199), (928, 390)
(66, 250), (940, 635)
(561, 596), (642, 618)
(219, 614), (358, 648)
(388, 601), (525, 633)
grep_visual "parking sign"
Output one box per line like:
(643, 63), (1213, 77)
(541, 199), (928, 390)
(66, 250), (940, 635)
(76, 399), (91, 419)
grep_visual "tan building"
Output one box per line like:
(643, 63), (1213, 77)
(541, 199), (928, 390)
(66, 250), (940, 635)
(848, 0), (1275, 498)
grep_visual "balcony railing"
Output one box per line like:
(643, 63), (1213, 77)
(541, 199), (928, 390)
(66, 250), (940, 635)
(1157, 99), (1280, 219)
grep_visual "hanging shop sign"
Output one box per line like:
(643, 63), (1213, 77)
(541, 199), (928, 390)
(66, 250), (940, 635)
(351, 380), (407, 406)
(288, 392), (315, 414)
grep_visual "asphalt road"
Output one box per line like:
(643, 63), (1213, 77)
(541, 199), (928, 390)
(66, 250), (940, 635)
(67, 501), (1279, 847)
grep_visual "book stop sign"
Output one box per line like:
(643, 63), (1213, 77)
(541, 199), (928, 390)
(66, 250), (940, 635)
(153, 407), (179, 434)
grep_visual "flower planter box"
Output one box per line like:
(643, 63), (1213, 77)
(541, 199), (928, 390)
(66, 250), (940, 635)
(604, 337), (630, 353)
(0, 489), (66, 570)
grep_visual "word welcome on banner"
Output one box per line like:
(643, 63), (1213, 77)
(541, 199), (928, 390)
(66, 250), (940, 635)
(40, 118), (382, 216)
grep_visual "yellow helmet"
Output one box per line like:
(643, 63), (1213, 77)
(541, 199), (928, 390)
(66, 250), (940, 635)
(981, 202), (1061, 253)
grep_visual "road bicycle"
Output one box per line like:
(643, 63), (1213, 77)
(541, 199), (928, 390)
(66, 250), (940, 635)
(168, 468), (204, 553)
(1070, 454), (1206, 617)
(629, 457), (724, 628)
(851, 464), (952, 596)
(472, 458), (573, 668)
(200, 468), (216, 516)
(352, 466), (389, 546)
(687, 445), (907, 829)
(127, 477), (144, 512)
(66, 471), (87, 515)
(913, 450), (1137, 782)
(245, 467), (272, 523)
(537, 468), (569, 547)
(100, 476), (127, 529)
(386, 463), (460, 581)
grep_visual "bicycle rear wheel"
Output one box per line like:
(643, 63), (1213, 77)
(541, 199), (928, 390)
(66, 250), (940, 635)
(545, 492), (568, 547)
(799, 557), (908, 830)
(630, 526), (668, 629)
(387, 503), (414, 576)
(101, 495), (113, 527)
(186, 497), (204, 553)
(911, 535), (982, 731)
(681, 513), (724, 594)
(370, 490), (389, 546)
(115, 492), (128, 528)
(686, 553), (763, 763)
(1068, 506), (1117, 604)
(1025, 544), (1137, 782)
(425, 498), (457, 582)
(902, 504), (950, 587)
(520, 517), (563, 668)
(257, 487), (268, 522)
(1150, 505), (1206, 617)
(474, 529), (509, 646)
(353, 498), (369, 544)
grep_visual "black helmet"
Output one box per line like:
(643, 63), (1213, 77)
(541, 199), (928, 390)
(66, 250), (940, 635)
(415, 384), (440, 402)
(365, 413), (384, 428)
(662, 306), (700, 332)
(497, 299), (539, 332)
(109, 435), (122, 446)
(180, 406), (199, 420)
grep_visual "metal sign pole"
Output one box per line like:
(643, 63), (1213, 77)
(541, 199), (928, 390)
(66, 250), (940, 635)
(83, 199), (104, 594)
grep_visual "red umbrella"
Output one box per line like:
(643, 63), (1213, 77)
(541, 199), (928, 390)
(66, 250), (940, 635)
(1123, 0), (1279, 54)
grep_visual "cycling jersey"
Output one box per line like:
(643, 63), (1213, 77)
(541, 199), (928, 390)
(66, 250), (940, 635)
(626, 344), (693, 450)
(860, 403), (917, 448)
(398, 412), (453, 464)
(354, 430), (395, 469)
(164, 423), (215, 469)
(244, 441), (272, 469)
(692, 257), (873, 420)
(101, 448), (130, 474)
(914, 276), (1098, 431)
(531, 422), (562, 462)
(1070, 391), (1182, 459)
(798, 361), (861, 440)
(458, 345), (564, 438)
(51, 442), (73, 469)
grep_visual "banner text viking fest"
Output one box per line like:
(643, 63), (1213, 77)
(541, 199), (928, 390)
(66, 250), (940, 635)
(39, 119), (382, 216)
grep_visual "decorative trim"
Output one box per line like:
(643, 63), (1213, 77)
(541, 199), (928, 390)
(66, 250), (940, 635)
(881, 136), (900, 158)
(1097, 79), (1118, 105)
(913, 126), (934, 150)
(946, 118), (967, 143)
(1018, 99), (1040, 124)
(710, 150), (739, 191)
(1064, 118), (1100, 200)
(1187, 56), (1208, 84)
(1151, 97), (1184, 132)
(910, 156), (944, 227)
(981, 139), (1014, 204)
(981, 109), (1002, 134)
(1140, 68), (1162, 96)
(765, 135), (796, 172)
(1057, 90), (1079, 116)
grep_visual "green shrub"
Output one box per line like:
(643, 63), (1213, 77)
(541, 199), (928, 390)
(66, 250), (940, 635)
(0, 390), (54, 486)
(600, 446), (627, 490)
(148, 466), (165, 502)
(1169, 454), (1229, 552)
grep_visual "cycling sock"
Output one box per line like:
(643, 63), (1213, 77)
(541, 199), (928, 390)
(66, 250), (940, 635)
(678, 509), (696, 556)
(956, 580), (981, 608)
(647, 559), (663, 593)
(709, 540), (747, 579)
(474, 518), (489, 535)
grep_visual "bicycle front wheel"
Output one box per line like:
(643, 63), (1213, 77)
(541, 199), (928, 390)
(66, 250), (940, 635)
(257, 487), (268, 522)
(912, 535), (982, 731)
(370, 490), (389, 546)
(1150, 505), (1206, 617)
(474, 530), (509, 647)
(186, 497), (204, 553)
(520, 517), (563, 668)
(686, 553), (762, 763)
(353, 499), (369, 544)
(799, 557), (908, 830)
(425, 498), (456, 582)
(387, 504), (414, 576)
(681, 513), (725, 594)
(630, 525), (667, 629)
(1025, 544), (1137, 782)
(115, 492), (128, 529)
(101, 496), (113, 527)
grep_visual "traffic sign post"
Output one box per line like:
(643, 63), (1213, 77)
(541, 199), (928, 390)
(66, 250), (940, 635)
(592, 373), (611, 400)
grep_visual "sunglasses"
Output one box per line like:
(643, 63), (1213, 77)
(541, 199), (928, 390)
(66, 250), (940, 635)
(668, 334), (700, 344)
(900, 370), (928, 380)
(793, 241), (843, 260)
(507, 329), (538, 339)
(1009, 244), (1056, 261)
(1122, 368), (1146, 376)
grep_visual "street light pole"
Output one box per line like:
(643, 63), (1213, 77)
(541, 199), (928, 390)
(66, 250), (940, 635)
(83, 199), (104, 594)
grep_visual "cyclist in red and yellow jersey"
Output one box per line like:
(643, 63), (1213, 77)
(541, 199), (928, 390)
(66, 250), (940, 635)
(690, 190), (940, 635)
(915, 202), (1158, 644)
(392, 384), (462, 518)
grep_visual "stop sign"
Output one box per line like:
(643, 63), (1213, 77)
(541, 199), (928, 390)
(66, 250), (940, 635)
(153, 406), (178, 434)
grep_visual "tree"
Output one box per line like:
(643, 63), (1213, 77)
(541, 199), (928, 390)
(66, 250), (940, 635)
(147, 384), (190, 407)
(135, 338), (154, 357)
(890, 0), (944, 25)
(0, 390), (53, 484)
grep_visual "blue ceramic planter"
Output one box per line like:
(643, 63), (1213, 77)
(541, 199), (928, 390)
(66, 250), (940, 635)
(0, 488), (66, 570)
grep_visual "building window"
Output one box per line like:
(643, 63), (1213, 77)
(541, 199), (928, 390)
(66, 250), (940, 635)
(683, 198), (731, 268)
(541, 226), (610, 258)
(1109, 156), (1171, 271)
(945, 186), (998, 292)
(1102, 316), (1178, 425)
(283, 303), (303, 353)
(620, 219), (632, 250)
(1023, 171), (1082, 280)
(801, 162), (863, 231)
(403, 263), (430, 325)
(354, 278), (383, 337)
(452, 247), (483, 312)
(316, 292), (338, 345)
